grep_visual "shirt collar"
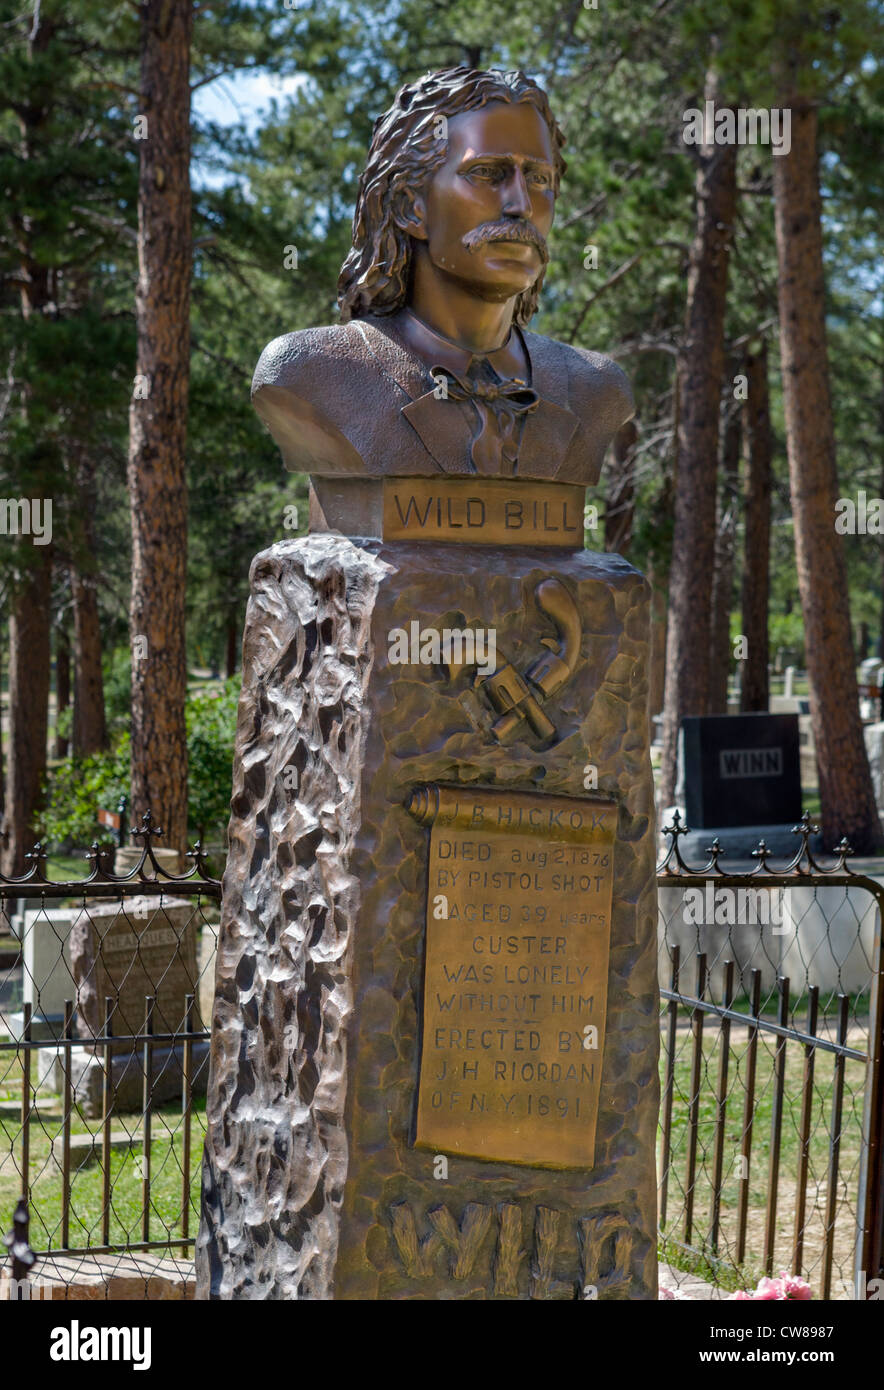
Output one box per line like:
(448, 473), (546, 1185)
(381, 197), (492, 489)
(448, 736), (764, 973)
(398, 308), (531, 383)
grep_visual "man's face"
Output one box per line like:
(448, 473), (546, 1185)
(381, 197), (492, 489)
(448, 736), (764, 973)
(415, 101), (557, 303)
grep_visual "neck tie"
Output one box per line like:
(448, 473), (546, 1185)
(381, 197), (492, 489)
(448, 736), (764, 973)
(430, 361), (539, 476)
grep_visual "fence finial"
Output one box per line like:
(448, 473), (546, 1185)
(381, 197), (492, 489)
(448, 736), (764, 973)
(703, 836), (723, 872)
(660, 810), (691, 873)
(132, 808), (164, 843)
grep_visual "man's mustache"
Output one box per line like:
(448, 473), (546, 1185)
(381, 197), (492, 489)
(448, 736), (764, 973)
(461, 220), (549, 263)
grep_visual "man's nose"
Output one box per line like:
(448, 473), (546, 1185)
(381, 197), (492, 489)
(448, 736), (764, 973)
(501, 169), (532, 218)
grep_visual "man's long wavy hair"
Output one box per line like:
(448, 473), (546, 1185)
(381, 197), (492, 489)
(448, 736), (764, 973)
(337, 67), (566, 327)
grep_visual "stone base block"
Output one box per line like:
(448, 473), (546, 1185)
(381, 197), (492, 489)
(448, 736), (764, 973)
(72, 1040), (210, 1119)
(7, 1010), (67, 1043)
(198, 535), (659, 1300)
(50, 1129), (141, 1172)
(780, 884), (881, 996)
(659, 871), (883, 1001)
(657, 884), (784, 1000)
(0, 1252), (194, 1301)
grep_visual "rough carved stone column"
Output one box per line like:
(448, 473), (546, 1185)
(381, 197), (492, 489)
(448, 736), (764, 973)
(197, 533), (659, 1300)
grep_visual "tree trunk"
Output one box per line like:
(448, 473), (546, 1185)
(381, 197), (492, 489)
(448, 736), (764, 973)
(772, 89), (882, 851)
(3, 550), (52, 875)
(71, 564), (107, 755)
(128, 0), (192, 855)
(0, 616), (5, 818)
(739, 341), (772, 713)
(660, 75), (737, 808)
(708, 399), (741, 713)
(856, 621), (869, 663)
(647, 386), (677, 736)
(647, 565), (668, 721)
(55, 623), (71, 760)
(879, 407), (884, 662)
(68, 449), (108, 755)
(604, 419), (638, 555)
(4, 18), (55, 873)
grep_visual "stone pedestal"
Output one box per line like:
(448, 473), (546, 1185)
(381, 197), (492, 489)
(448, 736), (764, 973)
(197, 534), (659, 1300)
(69, 1039), (211, 1119)
(114, 847), (182, 877)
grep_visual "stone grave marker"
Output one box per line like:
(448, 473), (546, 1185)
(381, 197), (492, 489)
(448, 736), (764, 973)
(681, 712), (802, 829)
(866, 721), (884, 820)
(858, 658), (884, 722)
(69, 895), (208, 1115)
(70, 895), (201, 1039)
(197, 67), (659, 1301)
(9, 909), (76, 1042)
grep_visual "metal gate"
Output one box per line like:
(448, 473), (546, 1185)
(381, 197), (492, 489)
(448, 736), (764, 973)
(657, 813), (884, 1299)
(5, 807), (883, 1300)
(0, 812), (220, 1298)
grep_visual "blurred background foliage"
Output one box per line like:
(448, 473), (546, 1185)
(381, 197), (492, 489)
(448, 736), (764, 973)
(1, 0), (881, 847)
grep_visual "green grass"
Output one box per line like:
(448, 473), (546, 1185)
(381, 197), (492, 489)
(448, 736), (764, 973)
(46, 855), (98, 881)
(657, 1237), (755, 1295)
(0, 997), (867, 1297)
(658, 1018), (866, 1298)
(0, 1090), (206, 1254)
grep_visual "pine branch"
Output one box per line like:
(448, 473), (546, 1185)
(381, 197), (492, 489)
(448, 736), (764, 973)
(70, 207), (138, 245)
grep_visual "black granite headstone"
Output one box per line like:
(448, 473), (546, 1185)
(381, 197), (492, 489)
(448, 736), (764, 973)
(681, 713), (802, 829)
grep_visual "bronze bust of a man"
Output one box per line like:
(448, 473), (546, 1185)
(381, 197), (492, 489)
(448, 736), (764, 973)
(252, 66), (633, 486)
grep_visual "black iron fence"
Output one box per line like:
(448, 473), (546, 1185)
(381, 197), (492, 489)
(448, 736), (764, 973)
(657, 813), (884, 1300)
(0, 812), (220, 1299)
(4, 805), (883, 1302)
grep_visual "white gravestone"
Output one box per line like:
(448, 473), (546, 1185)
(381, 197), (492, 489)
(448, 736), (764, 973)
(9, 909), (76, 1041)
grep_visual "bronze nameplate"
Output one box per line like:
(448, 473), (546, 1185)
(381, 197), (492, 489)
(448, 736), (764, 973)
(383, 479), (585, 547)
(407, 784), (615, 1169)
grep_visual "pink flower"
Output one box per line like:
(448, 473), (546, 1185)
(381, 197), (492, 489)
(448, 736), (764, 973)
(729, 1272), (814, 1301)
(777, 1271), (812, 1300)
(659, 1288), (676, 1300)
(754, 1277), (786, 1300)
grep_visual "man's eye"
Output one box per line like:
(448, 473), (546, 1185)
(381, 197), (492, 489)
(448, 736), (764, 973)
(528, 171), (551, 187)
(470, 165), (500, 180)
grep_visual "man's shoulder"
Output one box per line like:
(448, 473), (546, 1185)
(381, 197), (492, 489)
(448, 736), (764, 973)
(250, 320), (424, 476)
(252, 323), (367, 396)
(523, 330), (635, 433)
(568, 343), (635, 416)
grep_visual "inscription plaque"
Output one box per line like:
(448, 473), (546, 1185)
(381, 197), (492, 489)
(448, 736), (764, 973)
(407, 784), (615, 1168)
(383, 478), (585, 547)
